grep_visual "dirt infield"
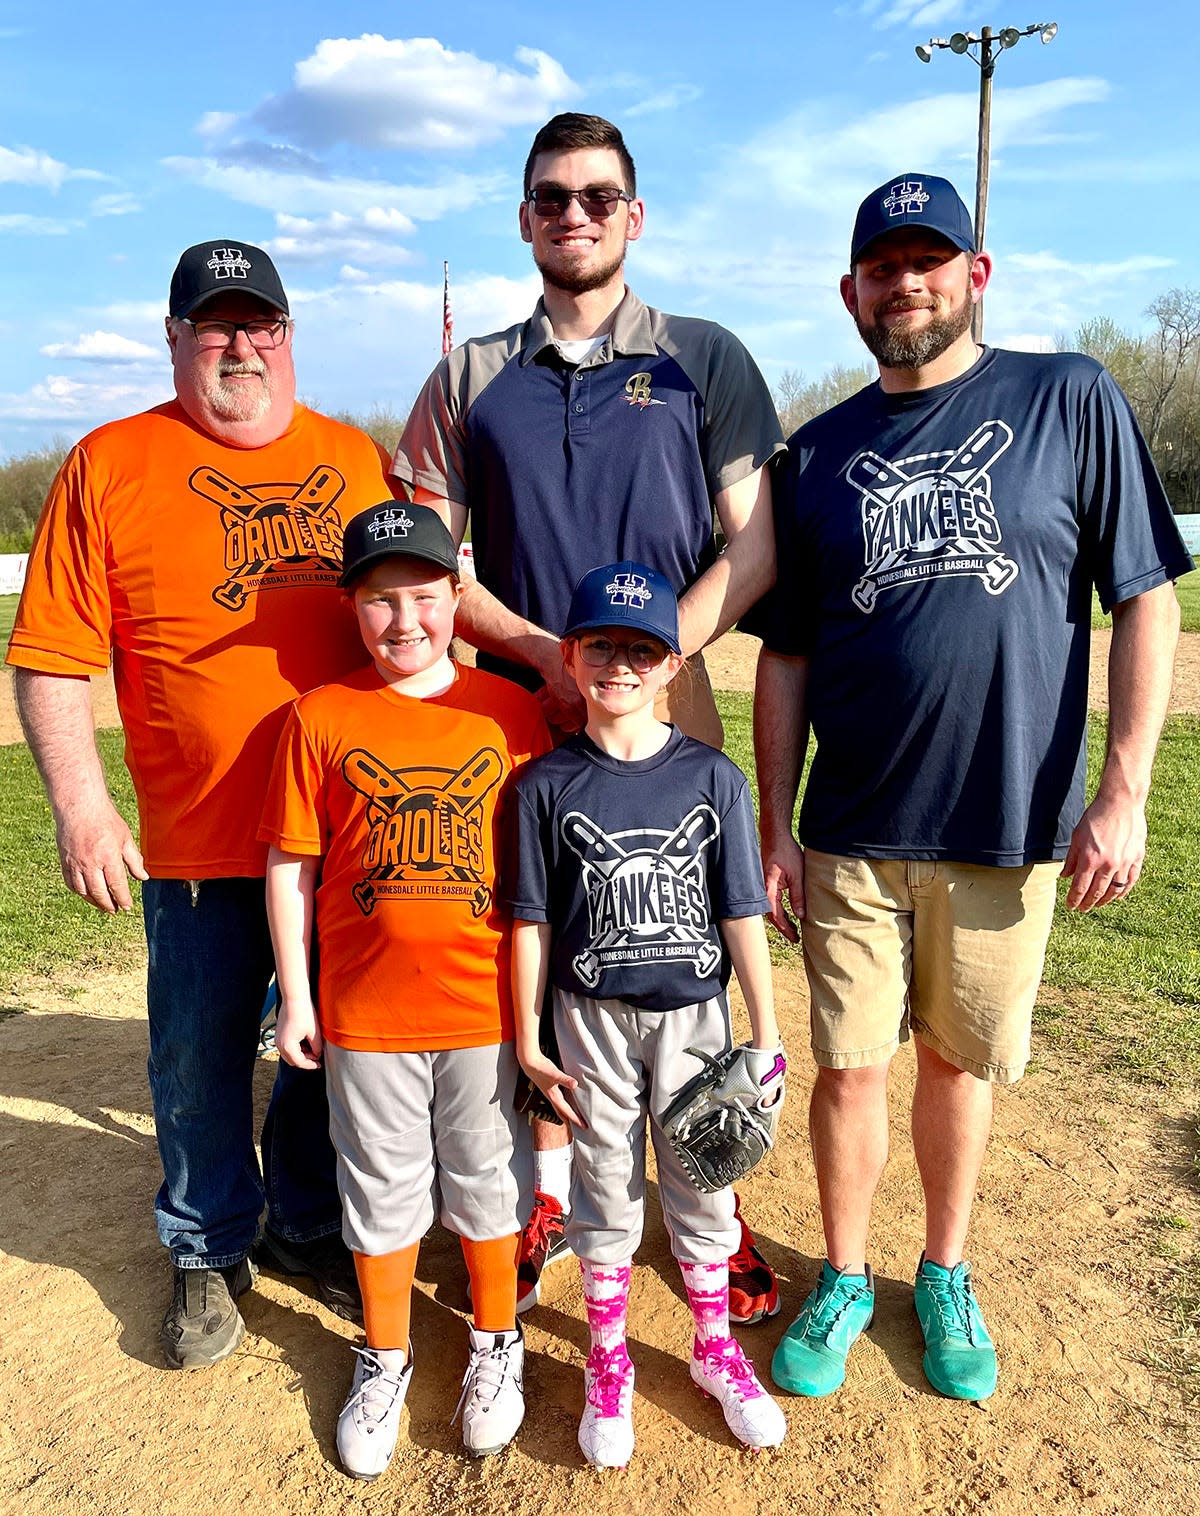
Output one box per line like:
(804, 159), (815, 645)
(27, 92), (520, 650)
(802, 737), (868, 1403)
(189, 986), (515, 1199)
(2, 630), (1198, 1514)
(1, 969), (1196, 1516)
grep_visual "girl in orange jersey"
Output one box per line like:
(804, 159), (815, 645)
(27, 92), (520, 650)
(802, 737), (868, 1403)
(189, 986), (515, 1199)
(260, 503), (550, 1478)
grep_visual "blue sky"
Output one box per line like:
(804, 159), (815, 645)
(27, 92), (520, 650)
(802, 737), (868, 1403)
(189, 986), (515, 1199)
(1, 0), (1196, 457)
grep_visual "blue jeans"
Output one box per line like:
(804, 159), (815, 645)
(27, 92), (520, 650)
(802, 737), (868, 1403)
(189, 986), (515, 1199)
(143, 877), (341, 1269)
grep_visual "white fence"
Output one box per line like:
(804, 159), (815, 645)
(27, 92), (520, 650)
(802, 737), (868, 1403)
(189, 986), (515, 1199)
(0, 546), (474, 598)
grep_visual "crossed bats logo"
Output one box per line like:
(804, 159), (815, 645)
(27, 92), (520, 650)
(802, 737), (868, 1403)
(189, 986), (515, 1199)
(561, 805), (722, 988)
(845, 420), (1019, 613)
(341, 746), (503, 918)
(189, 465), (346, 611)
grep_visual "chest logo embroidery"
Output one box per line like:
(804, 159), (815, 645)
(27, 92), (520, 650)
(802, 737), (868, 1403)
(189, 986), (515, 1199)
(623, 372), (667, 409)
(190, 465), (346, 611)
(342, 746), (503, 918)
(562, 805), (721, 987)
(845, 420), (1019, 612)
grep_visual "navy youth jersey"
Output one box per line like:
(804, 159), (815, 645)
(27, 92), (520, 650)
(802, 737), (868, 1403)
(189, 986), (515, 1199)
(505, 728), (769, 1010)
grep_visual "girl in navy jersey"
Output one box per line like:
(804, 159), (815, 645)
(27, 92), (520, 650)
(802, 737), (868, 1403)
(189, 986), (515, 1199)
(506, 560), (787, 1467)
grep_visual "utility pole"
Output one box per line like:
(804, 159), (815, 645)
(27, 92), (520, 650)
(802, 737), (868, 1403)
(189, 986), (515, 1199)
(915, 21), (1058, 342)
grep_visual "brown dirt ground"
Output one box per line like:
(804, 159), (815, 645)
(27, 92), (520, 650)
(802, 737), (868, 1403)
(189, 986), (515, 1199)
(1, 632), (1198, 1515)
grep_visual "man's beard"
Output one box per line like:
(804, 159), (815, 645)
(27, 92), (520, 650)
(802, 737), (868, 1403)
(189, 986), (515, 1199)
(855, 295), (973, 369)
(534, 241), (627, 296)
(198, 358), (274, 423)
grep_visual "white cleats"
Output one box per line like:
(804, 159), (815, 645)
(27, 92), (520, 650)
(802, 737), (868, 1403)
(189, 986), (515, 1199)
(456, 1326), (525, 1456)
(690, 1336), (786, 1449)
(336, 1344), (413, 1479)
(578, 1344), (636, 1469)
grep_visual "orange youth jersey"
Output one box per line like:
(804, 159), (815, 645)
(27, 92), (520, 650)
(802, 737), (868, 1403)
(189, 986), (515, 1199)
(6, 401), (397, 877)
(260, 664), (551, 1053)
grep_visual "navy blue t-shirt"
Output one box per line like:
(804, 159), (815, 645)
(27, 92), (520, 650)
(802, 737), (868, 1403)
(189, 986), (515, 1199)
(749, 348), (1193, 865)
(506, 728), (769, 1010)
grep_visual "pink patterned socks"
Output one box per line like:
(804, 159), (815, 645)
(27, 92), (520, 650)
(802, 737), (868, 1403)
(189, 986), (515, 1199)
(579, 1260), (633, 1351)
(678, 1259), (731, 1344)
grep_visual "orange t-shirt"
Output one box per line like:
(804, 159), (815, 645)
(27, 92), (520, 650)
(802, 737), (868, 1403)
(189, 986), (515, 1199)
(6, 401), (397, 877)
(259, 664), (551, 1053)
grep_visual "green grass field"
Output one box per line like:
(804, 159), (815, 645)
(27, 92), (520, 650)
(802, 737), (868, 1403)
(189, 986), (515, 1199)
(2, 676), (1198, 1093)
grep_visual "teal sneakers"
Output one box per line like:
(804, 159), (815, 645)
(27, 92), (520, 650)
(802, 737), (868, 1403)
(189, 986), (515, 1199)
(770, 1261), (875, 1396)
(914, 1256), (997, 1401)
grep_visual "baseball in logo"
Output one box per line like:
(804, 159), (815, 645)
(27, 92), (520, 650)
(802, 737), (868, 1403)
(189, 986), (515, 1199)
(189, 465), (346, 611)
(341, 746), (503, 918)
(562, 805), (722, 988)
(846, 421), (1019, 612)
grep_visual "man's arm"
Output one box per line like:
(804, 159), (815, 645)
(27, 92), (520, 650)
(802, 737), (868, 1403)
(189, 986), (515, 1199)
(677, 467), (776, 657)
(414, 487), (585, 729)
(14, 668), (147, 913)
(752, 647), (810, 941)
(1062, 580), (1181, 911)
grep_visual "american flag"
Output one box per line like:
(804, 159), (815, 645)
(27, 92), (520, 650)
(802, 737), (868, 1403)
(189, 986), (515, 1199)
(442, 260), (454, 356)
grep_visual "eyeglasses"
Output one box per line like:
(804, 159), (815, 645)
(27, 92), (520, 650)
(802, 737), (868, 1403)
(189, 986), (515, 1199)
(576, 634), (669, 672)
(179, 317), (292, 350)
(526, 185), (633, 219)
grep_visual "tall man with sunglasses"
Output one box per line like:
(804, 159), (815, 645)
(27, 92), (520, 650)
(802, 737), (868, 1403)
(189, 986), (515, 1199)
(751, 174), (1191, 1403)
(8, 240), (397, 1368)
(394, 113), (785, 1323)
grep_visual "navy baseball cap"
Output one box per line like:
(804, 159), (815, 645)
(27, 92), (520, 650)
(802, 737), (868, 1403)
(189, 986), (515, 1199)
(339, 502), (460, 587)
(850, 174), (975, 264)
(564, 561), (681, 653)
(169, 240), (289, 318)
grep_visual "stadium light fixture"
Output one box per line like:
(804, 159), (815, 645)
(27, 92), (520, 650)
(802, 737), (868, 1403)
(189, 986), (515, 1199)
(912, 20), (1059, 341)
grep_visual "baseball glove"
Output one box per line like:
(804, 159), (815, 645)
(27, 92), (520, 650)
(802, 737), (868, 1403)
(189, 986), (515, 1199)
(661, 1044), (787, 1193)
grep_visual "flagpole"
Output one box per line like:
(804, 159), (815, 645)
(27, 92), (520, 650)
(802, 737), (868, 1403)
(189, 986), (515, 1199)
(442, 260), (454, 356)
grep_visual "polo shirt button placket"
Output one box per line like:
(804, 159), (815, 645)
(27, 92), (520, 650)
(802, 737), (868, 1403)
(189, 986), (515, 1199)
(569, 368), (590, 433)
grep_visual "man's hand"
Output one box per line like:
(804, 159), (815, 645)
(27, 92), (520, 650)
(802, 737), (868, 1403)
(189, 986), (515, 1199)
(529, 639), (586, 733)
(1061, 792), (1146, 911)
(275, 995), (324, 1070)
(762, 832), (806, 942)
(55, 794), (148, 914)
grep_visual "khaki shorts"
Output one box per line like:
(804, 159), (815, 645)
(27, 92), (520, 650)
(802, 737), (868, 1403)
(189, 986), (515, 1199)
(801, 850), (1060, 1084)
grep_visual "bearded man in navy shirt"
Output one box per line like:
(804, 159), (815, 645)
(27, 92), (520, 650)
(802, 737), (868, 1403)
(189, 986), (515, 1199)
(752, 173), (1192, 1404)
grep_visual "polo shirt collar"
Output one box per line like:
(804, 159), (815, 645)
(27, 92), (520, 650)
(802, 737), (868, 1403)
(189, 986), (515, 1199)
(520, 288), (659, 367)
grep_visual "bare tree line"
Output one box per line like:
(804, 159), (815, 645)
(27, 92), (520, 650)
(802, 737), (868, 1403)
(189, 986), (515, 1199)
(2, 292), (1197, 554)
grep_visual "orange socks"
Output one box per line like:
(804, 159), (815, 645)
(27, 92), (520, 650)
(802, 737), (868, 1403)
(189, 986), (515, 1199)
(354, 1244), (419, 1350)
(460, 1233), (521, 1331)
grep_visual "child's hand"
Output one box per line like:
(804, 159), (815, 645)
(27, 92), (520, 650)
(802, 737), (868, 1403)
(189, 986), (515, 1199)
(275, 996), (324, 1070)
(518, 1048), (584, 1129)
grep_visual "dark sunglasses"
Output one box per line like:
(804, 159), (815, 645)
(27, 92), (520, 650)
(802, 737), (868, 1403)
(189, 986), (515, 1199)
(576, 635), (669, 672)
(526, 185), (633, 219)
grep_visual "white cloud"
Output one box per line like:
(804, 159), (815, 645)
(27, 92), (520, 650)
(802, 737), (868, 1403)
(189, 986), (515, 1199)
(0, 144), (70, 190)
(863, 0), (963, 28)
(262, 209), (418, 267)
(0, 213), (77, 234)
(0, 373), (168, 423)
(210, 36), (577, 152)
(90, 193), (142, 218)
(40, 331), (161, 363)
(162, 155), (507, 221)
(626, 84), (702, 118)
(1005, 251), (1175, 286)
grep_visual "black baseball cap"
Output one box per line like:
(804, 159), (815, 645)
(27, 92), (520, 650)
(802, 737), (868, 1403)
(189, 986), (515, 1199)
(563, 561), (681, 653)
(339, 502), (460, 588)
(850, 174), (975, 264)
(169, 240), (289, 318)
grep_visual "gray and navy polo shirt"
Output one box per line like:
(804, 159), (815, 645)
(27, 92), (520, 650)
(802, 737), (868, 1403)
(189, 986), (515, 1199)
(393, 289), (783, 687)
